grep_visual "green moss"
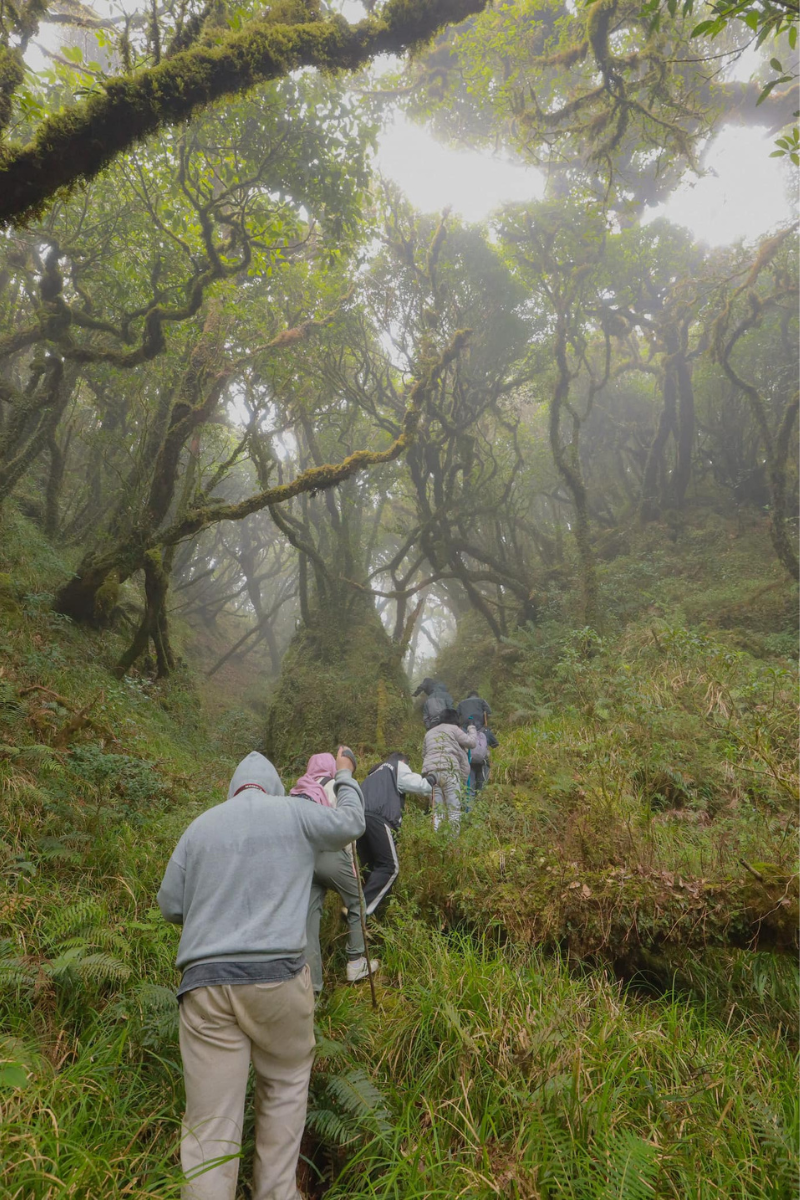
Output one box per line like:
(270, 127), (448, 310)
(0, 46), (24, 137)
(93, 572), (120, 623)
(265, 598), (416, 773)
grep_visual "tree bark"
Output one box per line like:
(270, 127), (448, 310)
(44, 428), (67, 537)
(669, 328), (695, 509)
(0, 359), (78, 505)
(640, 364), (674, 523)
(114, 548), (175, 678)
(550, 315), (600, 629)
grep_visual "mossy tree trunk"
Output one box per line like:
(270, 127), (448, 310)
(0, 0), (490, 228)
(640, 314), (695, 521)
(550, 314), (601, 630)
(264, 587), (414, 770)
(670, 332), (695, 508)
(113, 548), (176, 678)
(265, 455), (417, 766)
(55, 311), (231, 624)
(713, 230), (799, 580)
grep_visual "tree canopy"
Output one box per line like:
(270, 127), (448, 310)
(0, 0), (796, 676)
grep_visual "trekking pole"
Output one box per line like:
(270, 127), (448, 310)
(352, 842), (378, 1010)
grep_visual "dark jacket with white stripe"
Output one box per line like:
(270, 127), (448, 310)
(361, 760), (431, 830)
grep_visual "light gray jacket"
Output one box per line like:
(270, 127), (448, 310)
(157, 752), (365, 971)
(422, 723), (477, 783)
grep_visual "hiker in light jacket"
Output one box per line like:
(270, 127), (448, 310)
(157, 748), (364, 1200)
(422, 713), (477, 829)
(358, 752), (433, 914)
(293, 751), (378, 990)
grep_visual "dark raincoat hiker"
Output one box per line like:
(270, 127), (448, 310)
(457, 689), (491, 729)
(413, 677), (455, 730)
(457, 692), (498, 794)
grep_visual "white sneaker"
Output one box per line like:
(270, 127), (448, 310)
(346, 956), (379, 983)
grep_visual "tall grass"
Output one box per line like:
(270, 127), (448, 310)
(0, 507), (796, 1197)
(319, 917), (799, 1200)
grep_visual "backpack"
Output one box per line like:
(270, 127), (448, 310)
(471, 730), (489, 765)
(422, 694), (450, 730)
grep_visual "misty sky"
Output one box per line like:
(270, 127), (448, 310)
(375, 116), (795, 247)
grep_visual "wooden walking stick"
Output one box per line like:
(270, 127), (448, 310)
(340, 746), (377, 1009)
(352, 842), (378, 1010)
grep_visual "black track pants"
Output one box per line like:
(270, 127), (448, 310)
(357, 812), (399, 915)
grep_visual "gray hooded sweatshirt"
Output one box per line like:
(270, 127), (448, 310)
(157, 752), (365, 978)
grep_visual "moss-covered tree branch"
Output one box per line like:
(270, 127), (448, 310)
(0, 0), (488, 228)
(53, 329), (471, 625)
(157, 328), (472, 546)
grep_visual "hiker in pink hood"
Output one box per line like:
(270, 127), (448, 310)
(293, 751), (378, 990)
(290, 752), (336, 808)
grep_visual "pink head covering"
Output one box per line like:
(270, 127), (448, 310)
(290, 752), (336, 807)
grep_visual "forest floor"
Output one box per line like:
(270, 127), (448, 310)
(0, 504), (797, 1199)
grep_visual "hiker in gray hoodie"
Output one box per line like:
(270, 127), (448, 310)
(157, 748), (364, 1200)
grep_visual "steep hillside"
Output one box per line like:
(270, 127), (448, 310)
(0, 505), (796, 1199)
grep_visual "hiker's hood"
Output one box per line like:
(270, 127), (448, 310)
(227, 752), (284, 799)
(290, 752), (336, 807)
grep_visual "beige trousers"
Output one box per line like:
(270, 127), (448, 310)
(179, 968), (315, 1200)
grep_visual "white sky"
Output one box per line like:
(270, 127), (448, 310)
(642, 126), (795, 246)
(376, 114), (545, 223)
(370, 29), (797, 246)
(376, 114), (796, 247)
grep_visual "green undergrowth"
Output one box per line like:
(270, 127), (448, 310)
(314, 916), (799, 1199)
(0, 504), (797, 1197)
(0, 511), (229, 1196)
(404, 507), (798, 1024)
(393, 616), (798, 1032)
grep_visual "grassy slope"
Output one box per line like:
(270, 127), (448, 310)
(0, 511), (235, 1198)
(0, 506), (797, 1199)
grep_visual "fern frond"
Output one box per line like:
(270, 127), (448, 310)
(326, 1069), (392, 1134)
(0, 956), (38, 992)
(305, 1104), (356, 1147)
(75, 953), (131, 983)
(44, 945), (130, 983)
(134, 983), (178, 1011)
(44, 898), (105, 943)
(601, 1130), (658, 1200)
(314, 1032), (348, 1061)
